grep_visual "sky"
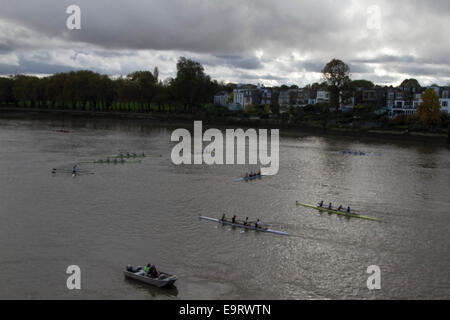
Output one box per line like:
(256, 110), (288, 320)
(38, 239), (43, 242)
(0, 0), (449, 87)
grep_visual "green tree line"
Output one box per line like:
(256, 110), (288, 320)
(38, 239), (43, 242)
(0, 57), (233, 113)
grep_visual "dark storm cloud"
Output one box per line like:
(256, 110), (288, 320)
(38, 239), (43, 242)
(0, 0), (449, 85)
(389, 64), (450, 77)
(197, 54), (263, 70)
(0, 42), (13, 53)
(351, 55), (418, 64)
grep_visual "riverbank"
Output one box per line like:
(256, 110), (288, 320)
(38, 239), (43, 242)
(1, 106), (449, 144)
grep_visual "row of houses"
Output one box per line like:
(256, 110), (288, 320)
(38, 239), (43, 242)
(214, 84), (334, 112)
(213, 83), (450, 117)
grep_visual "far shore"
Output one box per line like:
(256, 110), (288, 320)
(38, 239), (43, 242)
(1, 106), (449, 145)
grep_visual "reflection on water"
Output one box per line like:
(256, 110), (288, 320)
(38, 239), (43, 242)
(0, 116), (449, 299)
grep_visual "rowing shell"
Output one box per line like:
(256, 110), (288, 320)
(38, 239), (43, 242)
(79, 159), (142, 164)
(108, 154), (161, 159)
(296, 202), (382, 222)
(199, 216), (289, 236)
(235, 174), (262, 182)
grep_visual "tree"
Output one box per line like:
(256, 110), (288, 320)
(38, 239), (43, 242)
(0, 77), (14, 104)
(322, 59), (351, 112)
(128, 71), (158, 111)
(244, 104), (258, 115)
(417, 88), (441, 127)
(350, 79), (374, 90)
(173, 57), (210, 113)
(400, 79), (421, 89)
(227, 92), (234, 104)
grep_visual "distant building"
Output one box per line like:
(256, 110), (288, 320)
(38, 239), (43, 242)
(278, 89), (297, 112)
(233, 85), (261, 108)
(316, 90), (330, 103)
(213, 91), (229, 107)
(296, 88), (316, 106)
(389, 86), (449, 117)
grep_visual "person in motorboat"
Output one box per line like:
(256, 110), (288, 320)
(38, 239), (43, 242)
(243, 217), (249, 226)
(318, 201), (324, 207)
(231, 215), (237, 224)
(149, 265), (159, 278)
(144, 263), (151, 274)
(255, 219), (261, 229)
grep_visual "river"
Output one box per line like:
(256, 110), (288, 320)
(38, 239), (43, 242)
(0, 115), (449, 299)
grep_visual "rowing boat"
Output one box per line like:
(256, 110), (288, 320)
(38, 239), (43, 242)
(199, 216), (289, 236)
(296, 202), (382, 222)
(235, 174), (262, 182)
(108, 153), (162, 159)
(124, 265), (177, 288)
(79, 159), (142, 164)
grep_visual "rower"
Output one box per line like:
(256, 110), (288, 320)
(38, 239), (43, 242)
(318, 201), (324, 207)
(243, 217), (249, 226)
(244, 173), (249, 178)
(257, 169), (261, 176)
(328, 203), (332, 210)
(255, 219), (261, 229)
(72, 165), (77, 174)
(337, 205), (343, 211)
(231, 215), (237, 224)
(149, 264), (158, 278)
(221, 213), (226, 222)
(346, 206), (351, 213)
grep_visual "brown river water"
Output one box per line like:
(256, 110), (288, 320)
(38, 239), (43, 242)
(0, 115), (449, 299)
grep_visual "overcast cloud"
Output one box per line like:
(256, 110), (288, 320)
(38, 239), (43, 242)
(0, 0), (449, 86)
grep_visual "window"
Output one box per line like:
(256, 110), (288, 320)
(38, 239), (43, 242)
(442, 101), (448, 107)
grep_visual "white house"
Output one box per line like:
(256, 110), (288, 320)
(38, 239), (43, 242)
(213, 91), (229, 106)
(233, 87), (261, 108)
(316, 90), (330, 103)
(390, 87), (450, 117)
